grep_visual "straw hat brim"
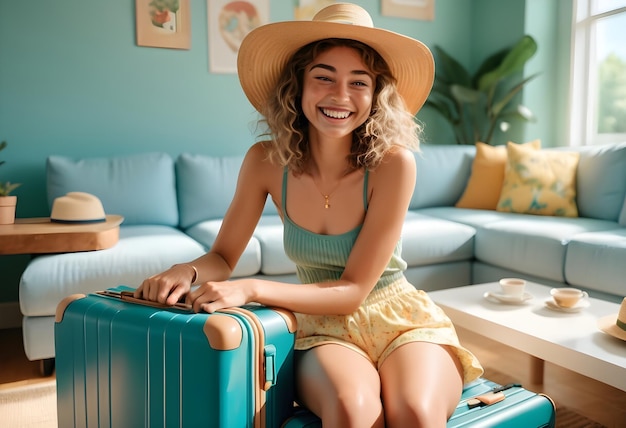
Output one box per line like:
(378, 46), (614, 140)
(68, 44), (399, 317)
(237, 20), (434, 116)
(598, 313), (626, 341)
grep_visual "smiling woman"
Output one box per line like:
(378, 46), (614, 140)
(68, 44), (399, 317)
(136, 4), (485, 427)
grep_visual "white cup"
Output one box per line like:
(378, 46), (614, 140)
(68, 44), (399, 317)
(499, 278), (526, 299)
(550, 288), (588, 308)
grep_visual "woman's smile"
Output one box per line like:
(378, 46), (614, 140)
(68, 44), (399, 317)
(320, 107), (352, 119)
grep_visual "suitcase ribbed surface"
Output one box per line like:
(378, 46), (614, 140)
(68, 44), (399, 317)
(55, 287), (295, 428)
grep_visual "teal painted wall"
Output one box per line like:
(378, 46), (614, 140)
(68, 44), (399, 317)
(0, 0), (568, 305)
(523, 0), (573, 147)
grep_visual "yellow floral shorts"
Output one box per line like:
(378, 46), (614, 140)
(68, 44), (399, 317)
(295, 278), (484, 384)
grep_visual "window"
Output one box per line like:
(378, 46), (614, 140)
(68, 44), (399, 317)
(570, 1), (626, 146)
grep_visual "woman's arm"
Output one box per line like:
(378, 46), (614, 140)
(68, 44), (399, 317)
(134, 142), (275, 305)
(187, 148), (417, 315)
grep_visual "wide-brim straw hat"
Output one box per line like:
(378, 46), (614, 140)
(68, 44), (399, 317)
(51, 191), (106, 224)
(598, 297), (626, 341)
(237, 2), (434, 116)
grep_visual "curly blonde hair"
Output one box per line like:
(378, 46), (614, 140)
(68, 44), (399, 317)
(258, 38), (422, 174)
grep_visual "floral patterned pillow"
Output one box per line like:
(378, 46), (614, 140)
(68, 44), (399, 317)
(496, 142), (580, 217)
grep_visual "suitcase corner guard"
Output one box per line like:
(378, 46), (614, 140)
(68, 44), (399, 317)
(55, 293), (87, 323)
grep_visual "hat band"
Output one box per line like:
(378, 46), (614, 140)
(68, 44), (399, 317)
(617, 318), (626, 331)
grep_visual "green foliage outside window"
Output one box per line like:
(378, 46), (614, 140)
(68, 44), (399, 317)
(598, 53), (626, 133)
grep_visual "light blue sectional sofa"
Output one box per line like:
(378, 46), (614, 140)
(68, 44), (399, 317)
(19, 143), (626, 368)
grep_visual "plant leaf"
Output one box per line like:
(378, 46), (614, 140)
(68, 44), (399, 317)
(433, 46), (472, 87)
(498, 106), (537, 123)
(472, 49), (509, 87)
(490, 73), (539, 117)
(451, 85), (482, 104)
(0, 182), (21, 197)
(425, 98), (457, 123)
(478, 35), (538, 91)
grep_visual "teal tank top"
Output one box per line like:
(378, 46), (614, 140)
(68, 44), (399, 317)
(282, 167), (407, 289)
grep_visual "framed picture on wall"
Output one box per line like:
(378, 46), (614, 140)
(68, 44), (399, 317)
(208, 0), (269, 73)
(136, 0), (191, 49)
(381, 0), (435, 21)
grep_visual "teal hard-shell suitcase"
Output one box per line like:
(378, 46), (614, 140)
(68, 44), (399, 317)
(55, 286), (296, 428)
(282, 378), (556, 428)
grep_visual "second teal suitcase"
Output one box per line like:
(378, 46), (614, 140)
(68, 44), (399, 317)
(282, 378), (556, 427)
(55, 286), (297, 428)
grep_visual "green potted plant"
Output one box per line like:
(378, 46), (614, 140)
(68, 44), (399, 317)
(425, 35), (539, 146)
(0, 140), (21, 224)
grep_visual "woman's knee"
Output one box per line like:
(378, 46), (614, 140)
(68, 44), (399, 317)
(384, 395), (448, 428)
(325, 389), (384, 428)
(295, 345), (385, 427)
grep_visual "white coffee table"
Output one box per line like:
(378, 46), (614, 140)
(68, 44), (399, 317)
(429, 282), (626, 392)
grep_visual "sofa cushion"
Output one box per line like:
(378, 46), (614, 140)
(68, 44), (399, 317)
(47, 153), (178, 226)
(418, 206), (620, 283)
(176, 153), (279, 229)
(186, 215), (296, 277)
(474, 216), (619, 283)
(496, 143), (580, 217)
(401, 212), (475, 266)
(411, 145), (475, 209)
(184, 219), (263, 277)
(455, 140), (540, 210)
(564, 228), (626, 297)
(417, 206), (520, 228)
(554, 143), (626, 222)
(19, 225), (206, 316)
(252, 216), (298, 275)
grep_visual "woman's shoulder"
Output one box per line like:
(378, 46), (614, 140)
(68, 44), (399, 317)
(246, 140), (271, 157)
(377, 146), (416, 174)
(367, 146), (416, 188)
(242, 141), (283, 174)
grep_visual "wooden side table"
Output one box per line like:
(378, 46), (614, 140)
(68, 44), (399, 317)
(0, 214), (124, 375)
(0, 215), (124, 255)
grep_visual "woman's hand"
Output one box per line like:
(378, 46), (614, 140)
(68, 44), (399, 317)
(186, 279), (254, 313)
(134, 264), (196, 306)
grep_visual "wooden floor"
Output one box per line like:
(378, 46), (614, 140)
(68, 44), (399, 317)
(1, 326), (625, 426)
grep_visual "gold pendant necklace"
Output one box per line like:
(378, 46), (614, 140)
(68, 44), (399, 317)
(313, 178), (343, 209)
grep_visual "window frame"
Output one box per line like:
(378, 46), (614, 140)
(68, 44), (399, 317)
(569, 1), (626, 146)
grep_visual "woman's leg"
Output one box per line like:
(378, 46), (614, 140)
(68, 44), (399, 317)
(295, 344), (385, 428)
(379, 342), (464, 428)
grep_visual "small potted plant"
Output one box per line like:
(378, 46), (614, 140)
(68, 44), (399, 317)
(0, 140), (21, 224)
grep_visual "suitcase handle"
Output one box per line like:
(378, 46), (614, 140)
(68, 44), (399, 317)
(97, 290), (193, 311)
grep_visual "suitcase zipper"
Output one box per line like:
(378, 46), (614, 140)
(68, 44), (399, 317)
(222, 307), (268, 428)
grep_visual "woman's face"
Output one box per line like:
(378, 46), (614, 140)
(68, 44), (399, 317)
(301, 45), (375, 140)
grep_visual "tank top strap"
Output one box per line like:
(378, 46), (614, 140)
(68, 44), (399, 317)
(363, 169), (369, 211)
(282, 166), (289, 213)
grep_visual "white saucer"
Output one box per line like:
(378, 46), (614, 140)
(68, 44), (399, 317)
(484, 291), (533, 305)
(544, 298), (590, 313)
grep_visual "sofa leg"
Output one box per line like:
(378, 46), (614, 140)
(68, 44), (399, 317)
(40, 358), (55, 377)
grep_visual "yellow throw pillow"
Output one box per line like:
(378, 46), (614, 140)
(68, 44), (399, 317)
(456, 140), (541, 210)
(496, 143), (580, 217)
